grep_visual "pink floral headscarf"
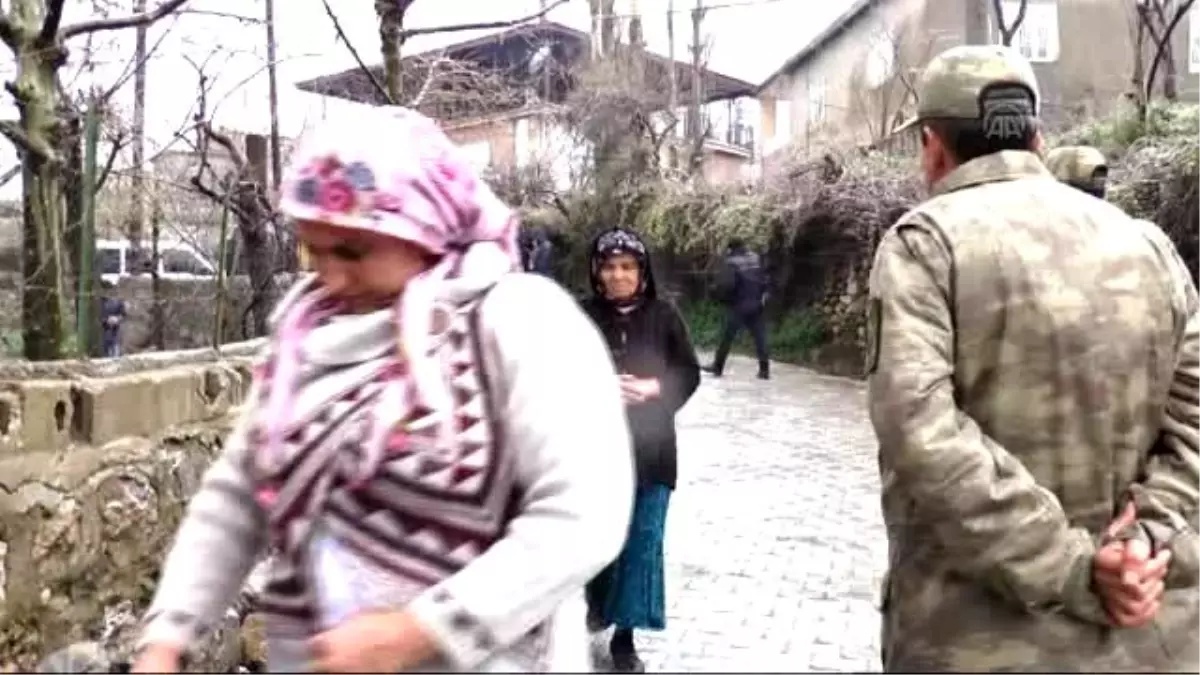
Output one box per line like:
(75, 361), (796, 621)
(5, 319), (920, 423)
(269, 106), (520, 475)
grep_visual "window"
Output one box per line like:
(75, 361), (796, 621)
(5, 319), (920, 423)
(807, 78), (828, 126)
(1190, 6), (1200, 74)
(459, 140), (491, 172)
(514, 119), (532, 167)
(992, 0), (1060, 63)
(161, 249), (211, 276)
(773, 98), (792, 145)
(97, 247), (122, 275)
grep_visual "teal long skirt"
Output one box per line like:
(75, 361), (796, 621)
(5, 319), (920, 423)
(586, 484), (671, 631)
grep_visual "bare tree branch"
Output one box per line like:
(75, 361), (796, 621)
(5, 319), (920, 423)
(0, 16), (16, 51)
(1145, 0), (1195, 101)
(0, 163), (20, 188)
(397, 0), (572, 40)
(0, 119), (48, 160)
(320, 0), (393, 104)
(61, 0), (191, 40)
(179, 9), (263, 24)
(98, 12), (181, 100)
(93, 132), (127, 193)
(990, 0), (1028, 47)
(39, 0), (69, 44)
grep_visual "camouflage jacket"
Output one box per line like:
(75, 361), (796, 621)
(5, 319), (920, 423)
(867, 151), (1199, 672)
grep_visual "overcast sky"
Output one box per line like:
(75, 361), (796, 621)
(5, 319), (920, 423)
(0, 0), (853, 199)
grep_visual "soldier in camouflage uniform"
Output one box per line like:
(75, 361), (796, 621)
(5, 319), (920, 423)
(1046, 145), (1109, 199)
(867, 44), (1198, 672)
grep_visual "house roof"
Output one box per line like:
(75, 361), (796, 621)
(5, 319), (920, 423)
(296, 20), (757, 108)
(756, 0), (879, 93)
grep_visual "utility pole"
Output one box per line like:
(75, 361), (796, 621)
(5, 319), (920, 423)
(130, 0), (147, 269)
(688, 0), (705, 150)
(265, 0), (282, 192)
(667, 0), (678, 113)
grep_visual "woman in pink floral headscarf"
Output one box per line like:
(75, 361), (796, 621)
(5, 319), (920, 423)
(132, 107), (634, 673)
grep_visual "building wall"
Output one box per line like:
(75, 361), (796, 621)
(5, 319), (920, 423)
(759, 0), (965, 159)
(702, 147), (754, 184)
(442, 110), (752, 186)
(442, 117), (518, 171)
(759, 0), (1200, 168)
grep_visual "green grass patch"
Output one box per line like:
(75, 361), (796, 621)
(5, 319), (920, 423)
(677, 298), (825, 364)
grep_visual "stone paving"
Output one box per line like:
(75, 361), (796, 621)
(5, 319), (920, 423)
(593, 355), (887, 673)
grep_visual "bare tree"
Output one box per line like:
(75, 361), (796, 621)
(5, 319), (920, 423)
(990, 0), (1028, 47)
(178, 66), (280, 338)
(1132, 0), (1196, 116)
(324, 0), (572, 107)
(0, 0), (191, 360)
(849, 20), (934, 144)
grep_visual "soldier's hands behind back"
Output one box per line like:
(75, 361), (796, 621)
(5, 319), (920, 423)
(1093, 503), (1172, 628)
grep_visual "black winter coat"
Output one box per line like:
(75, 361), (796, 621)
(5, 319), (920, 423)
(582, 296), (700, 489)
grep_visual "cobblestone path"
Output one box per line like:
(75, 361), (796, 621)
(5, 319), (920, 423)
(593, 355), (887, 673)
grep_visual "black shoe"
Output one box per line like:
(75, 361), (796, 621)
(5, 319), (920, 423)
(611, 650), (645, 673)
(702, 364), (723, 377)
(757, 368), (770, 380)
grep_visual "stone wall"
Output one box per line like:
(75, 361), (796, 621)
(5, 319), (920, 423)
(0, 341), (264, 671)
(802, 258), (874, 379)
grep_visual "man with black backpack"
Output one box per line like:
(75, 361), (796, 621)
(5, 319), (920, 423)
(703, 238), (770, 380)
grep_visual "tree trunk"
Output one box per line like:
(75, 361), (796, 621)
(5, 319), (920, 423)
(60, 108), (84, 348)
(375, 0), (405, 102)
(1162, 37), (1178, 99)
(16, 44), (67, 360)
(243, 134), (274, 338)
(149, 199), (165, 350)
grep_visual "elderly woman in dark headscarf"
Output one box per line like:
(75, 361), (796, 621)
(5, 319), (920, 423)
(581, 228), (701, 673)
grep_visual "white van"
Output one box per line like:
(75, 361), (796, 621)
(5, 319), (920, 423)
(96, 239), (217, 284)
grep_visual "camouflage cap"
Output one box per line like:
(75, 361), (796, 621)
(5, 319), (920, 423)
(898, 45), (1040, 130)
(1045, 146), (1108, 184)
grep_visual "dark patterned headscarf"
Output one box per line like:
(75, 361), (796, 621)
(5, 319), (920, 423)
(589, 228), (657, 305)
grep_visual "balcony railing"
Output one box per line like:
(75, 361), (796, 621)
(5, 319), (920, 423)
(683, 115), (755, 154)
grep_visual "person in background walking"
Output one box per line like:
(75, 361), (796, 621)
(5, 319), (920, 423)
(522, 227), (556, 278)
(1045, 145), (1109, 199)
(100, 281), (127, 358)
(703, 238), (770, 380)
(581, 228), (700, 674)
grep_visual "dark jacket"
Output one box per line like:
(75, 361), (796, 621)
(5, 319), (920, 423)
(717, 247), (767, 315)
(529, 239), (555, 277)
(582, 254), (700, 489)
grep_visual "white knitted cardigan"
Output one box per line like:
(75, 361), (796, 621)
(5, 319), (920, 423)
(138, 273), (634, 672)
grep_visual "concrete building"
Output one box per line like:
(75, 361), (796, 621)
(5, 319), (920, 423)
(757, 0), (1200, 167)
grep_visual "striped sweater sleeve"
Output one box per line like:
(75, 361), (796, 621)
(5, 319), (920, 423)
(137, 381), (268, 654)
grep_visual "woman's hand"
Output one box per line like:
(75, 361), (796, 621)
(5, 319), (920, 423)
(131, 644), (182, 673)
(309, 609), (440, 673)
(619, 375), (661, 405)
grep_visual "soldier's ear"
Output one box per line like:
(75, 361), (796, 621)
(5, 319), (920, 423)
(1030, 130), (1046, 156)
